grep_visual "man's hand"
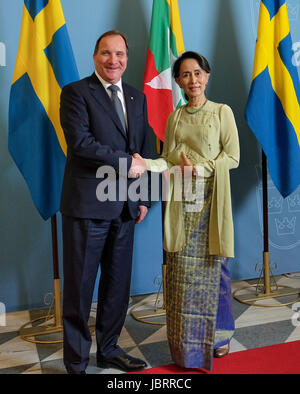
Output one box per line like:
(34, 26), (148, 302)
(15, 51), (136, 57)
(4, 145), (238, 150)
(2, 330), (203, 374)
(129, 153), (146, 178)
(180, 152), (195, 177)
(136, 205), (148, 224)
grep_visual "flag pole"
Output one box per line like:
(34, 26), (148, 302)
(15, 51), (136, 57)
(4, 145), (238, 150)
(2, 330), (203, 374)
(233, 150), (300, 306)
(19, 215), (64, 343)
(262, 150), (271, 296)
(51, 214), (63, 328)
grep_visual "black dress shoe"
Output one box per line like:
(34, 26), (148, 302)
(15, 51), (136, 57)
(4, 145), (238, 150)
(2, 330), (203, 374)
(97, 353), (147, 372)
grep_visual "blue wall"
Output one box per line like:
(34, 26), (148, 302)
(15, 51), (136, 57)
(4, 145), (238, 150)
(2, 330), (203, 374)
(1, 0), (300, 312)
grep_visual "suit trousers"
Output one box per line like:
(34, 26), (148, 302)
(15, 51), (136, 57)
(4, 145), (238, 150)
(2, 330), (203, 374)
(62, 206), (135, 373)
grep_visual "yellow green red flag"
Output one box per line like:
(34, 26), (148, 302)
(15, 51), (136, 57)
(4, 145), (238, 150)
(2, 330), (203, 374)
(143, 0), (185, 142)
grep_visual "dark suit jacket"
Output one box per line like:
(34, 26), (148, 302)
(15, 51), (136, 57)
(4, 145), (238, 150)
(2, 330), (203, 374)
(60, 72), (151, 220)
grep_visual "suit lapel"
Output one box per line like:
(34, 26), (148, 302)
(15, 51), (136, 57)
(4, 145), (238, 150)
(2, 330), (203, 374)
(88, 73), (127, 139)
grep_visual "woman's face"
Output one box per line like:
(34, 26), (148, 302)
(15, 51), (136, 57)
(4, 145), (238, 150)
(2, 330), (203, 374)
(176, 58), (209, 100)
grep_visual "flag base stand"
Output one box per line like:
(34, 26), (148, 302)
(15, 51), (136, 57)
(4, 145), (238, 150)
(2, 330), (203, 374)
(19, 215), (94, 344)
(233, 285), (300, 307)
(130, 264), (166, 325)
(233, 252), (300, 307)
(130, 298), (166, 326)
(19, 279), (95, 344)
(19, 279), (63, 344)
(19, 317), (63, 344)
(234, 153), (300, 307)
(19, 215), (65, 344)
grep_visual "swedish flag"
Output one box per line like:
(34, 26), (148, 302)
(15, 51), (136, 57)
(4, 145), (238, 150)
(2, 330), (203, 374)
(245, 0), (300, 198)
(8, 0), (79, 219)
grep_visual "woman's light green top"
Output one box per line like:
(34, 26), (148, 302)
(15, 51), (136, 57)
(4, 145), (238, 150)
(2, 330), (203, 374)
(145, 100), (240, 258)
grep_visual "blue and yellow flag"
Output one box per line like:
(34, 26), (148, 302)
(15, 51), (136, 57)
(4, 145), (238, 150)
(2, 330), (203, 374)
(245, 0), (300, 198)
(8, 0), (79, 219)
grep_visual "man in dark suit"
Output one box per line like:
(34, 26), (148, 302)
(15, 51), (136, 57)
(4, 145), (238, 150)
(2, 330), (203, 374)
(60, 30), (150, 374)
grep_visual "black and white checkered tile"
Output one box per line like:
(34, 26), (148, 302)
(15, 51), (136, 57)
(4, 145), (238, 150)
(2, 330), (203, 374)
(0, 273), (300, 374)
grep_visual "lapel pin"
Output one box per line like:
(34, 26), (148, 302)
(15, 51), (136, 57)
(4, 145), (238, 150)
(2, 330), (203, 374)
(130, 96), (134, 100)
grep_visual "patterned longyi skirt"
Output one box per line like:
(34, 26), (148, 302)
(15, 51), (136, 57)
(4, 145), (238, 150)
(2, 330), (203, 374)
(165, 176), (234, 370)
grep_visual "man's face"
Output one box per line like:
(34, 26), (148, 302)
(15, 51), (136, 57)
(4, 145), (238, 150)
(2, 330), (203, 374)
(93, 34), (128, 84)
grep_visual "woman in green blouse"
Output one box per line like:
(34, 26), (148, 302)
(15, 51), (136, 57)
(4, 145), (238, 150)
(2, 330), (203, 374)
(135, 51), (239, 371)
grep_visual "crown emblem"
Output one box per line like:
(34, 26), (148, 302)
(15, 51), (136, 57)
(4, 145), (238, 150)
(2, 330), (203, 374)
(275, 216), (296, 236)
(287, 194), (300, 213)
(268, 196), (283, 214)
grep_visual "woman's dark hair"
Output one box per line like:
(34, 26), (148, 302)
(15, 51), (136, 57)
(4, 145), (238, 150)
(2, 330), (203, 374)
(172, 51), (211, 78)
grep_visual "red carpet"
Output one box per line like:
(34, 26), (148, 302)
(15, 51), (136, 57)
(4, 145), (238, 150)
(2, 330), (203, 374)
(134, 341), (300, 374)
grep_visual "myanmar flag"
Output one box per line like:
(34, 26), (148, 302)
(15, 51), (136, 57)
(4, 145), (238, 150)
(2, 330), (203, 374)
(143, 0), (185, 143)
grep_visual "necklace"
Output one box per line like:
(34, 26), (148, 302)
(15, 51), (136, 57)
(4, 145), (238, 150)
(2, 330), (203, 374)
(185, 100), (207, 114)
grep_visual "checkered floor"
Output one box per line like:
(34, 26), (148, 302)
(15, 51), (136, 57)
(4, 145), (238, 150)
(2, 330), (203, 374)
(1, 273), (300, 374)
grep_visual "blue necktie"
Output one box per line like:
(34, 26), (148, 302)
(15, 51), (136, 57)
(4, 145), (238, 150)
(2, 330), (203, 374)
(108, 85), (127, 134)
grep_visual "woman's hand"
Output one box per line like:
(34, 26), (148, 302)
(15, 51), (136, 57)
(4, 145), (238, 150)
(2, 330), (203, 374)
(180, 152), (196, 176)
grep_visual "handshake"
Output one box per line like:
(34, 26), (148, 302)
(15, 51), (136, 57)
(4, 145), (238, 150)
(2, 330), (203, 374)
(129, 151), (196, 178)
(129, 153), (147, 178)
